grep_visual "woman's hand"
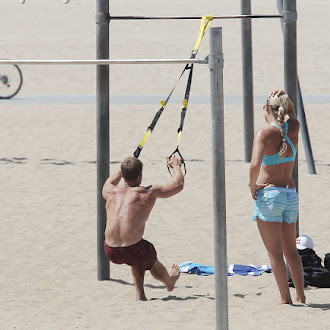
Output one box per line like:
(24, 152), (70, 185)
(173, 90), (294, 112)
(249, 183), (269, 200)
(270, 90), (294, 113)
(270, 89), (285, 97)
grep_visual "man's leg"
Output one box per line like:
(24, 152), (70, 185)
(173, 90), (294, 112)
(149, 260), (180, 291)
(130, 266), (147, 301)
(257, 218), (293, 304)
(282, 221), (306, 304)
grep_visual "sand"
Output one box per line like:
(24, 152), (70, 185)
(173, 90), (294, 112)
(1, 0), (329, 329)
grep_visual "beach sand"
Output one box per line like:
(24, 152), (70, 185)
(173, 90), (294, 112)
(1, 0), (329, 329)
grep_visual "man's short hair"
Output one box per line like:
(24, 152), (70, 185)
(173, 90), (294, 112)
(121, 157), (143, 182)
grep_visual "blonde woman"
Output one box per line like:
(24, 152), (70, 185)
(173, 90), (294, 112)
(249, 90), (305, 304)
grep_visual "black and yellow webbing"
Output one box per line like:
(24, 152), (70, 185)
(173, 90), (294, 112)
(133, 15), (213, 173)
(166, 64), (193, 176)
(133, 64), (191, 158)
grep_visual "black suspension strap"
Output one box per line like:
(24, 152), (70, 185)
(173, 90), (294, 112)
(167, 64), (194, 176)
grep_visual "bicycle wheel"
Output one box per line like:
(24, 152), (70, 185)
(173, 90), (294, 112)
(0, 64), (23, 99)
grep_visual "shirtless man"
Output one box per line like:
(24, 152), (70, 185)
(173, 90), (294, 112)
(102, 155), (184, 301)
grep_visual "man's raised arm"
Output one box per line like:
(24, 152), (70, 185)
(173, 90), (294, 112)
(102, 171), (122, 200)
(151, 155), (184, 199)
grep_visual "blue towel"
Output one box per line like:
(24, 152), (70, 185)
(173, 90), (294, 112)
(179, 262), (215, 276)
(227, 264), (272, 276)
(179, 262), (272, 276)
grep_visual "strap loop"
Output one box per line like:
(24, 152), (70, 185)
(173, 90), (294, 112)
(193, 15), (213, 52)
(167, 148), (187, 177)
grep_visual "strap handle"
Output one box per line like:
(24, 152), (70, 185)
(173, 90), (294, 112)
(167, 147), (186, 177)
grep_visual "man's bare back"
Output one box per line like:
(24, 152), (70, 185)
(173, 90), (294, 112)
(104, 185), (157, 247)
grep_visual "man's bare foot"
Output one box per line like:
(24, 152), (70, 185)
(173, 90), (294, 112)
(166, 264), (181, 291)
(136, 295), (147, 301)
(280, 300), (293, 305)
(135, 287), (147, 301)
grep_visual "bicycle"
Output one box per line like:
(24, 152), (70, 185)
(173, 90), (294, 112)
(0, 64), (23, 99)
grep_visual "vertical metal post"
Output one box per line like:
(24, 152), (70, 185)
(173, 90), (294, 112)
(209, 27), (228, 330)
(277, 0), (316, 175)
(282, 0), (299, 235)
(297, 80), (316, 174)
(96, 0), (110, 280)
(241, 0), (254, 162)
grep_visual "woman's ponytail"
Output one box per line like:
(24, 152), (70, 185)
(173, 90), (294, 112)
(267, 94), (288, 158)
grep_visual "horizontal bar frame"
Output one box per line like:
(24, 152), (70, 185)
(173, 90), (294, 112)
(0, 58), (208, 65)
(109, 14), (283, 20)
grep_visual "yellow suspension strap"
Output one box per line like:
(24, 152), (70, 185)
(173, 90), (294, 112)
(167, 15), (213, 176)
(192, 15), (213, 58)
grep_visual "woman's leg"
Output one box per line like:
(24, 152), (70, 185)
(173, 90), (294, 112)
(282, 222), (306, 303)
(257, 218), (292, 304)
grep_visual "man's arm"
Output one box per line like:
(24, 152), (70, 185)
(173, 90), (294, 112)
(151, 155), (184, 199)
(102, 171), (122, 200)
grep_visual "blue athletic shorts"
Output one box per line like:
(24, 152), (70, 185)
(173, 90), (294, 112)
(253, 187), (299, 223)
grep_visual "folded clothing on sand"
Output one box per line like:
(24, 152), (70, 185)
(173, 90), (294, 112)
(179, 262), (214, 276)
(179, 262), (272, 276)
(227, 264), (272, 276)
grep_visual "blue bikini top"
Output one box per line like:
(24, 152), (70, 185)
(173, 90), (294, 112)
(262, 122), (297, 166)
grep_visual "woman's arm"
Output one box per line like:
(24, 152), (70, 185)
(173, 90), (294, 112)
(249, 129), (268, 199)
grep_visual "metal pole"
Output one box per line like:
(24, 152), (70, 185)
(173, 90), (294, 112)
(96, 0), (110, 280)
(297, 80), (316, 174)
(277, 0), (316, 175)
(109, 14), (282, 20)
(209, 27), (228, 330)
(282, 0), (299, 235)
(241, 0), (254, 162)
(0, 59), (208, 65)
(283, 0), (298, 188)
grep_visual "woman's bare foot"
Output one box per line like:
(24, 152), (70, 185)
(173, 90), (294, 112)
(166, 264), (181, 291)
(273, 299), (293, 306)
(295, 295), (306, 304)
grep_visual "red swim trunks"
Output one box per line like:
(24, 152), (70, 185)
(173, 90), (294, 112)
(104, 239), (157, 275)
